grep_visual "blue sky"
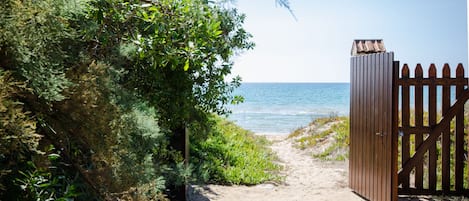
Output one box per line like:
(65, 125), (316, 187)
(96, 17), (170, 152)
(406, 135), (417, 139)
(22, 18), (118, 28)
(230, 0), (468, 83)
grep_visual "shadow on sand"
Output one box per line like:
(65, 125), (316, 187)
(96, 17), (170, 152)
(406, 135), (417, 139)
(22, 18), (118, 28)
(187, 185), (217, 201)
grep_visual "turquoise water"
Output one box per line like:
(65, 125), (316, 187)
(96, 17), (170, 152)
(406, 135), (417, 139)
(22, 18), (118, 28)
(228, 83), (350, 134)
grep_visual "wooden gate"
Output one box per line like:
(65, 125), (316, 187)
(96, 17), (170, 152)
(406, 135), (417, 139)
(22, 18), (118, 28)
(396, 64), (469, 196)
(350, 51), (469, 200)
(350, 52), (397, 201)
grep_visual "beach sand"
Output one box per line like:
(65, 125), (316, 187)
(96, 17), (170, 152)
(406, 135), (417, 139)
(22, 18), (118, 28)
(188, 134), (364, 201)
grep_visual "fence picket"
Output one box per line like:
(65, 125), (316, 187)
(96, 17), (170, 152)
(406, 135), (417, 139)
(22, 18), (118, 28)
(414, 64), (424, 189)
(428, 64), (437, 191)
(442, 64), (451, 193)
(455, 64), (465, 191)
(401, 64), (411, 189)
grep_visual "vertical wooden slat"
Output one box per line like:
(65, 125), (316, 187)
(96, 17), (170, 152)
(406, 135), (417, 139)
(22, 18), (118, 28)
(442, 64), (451, 193)
(392, 60), (400, 201)
(366, 54), (373, 200)
(354, 57), (358, 190)
(371, 54), (377, 201)
(380, 53), (386, 201)
(368, 54), (373, 199)
(384, 53), (392, 201)
(401, 64), (411, 189)
(414, 64), (424, 189)
(349, 57), (355, 190)
(350, 55), (367, 197)
(455, 64), (465, 191)
(360, 55), (366, 194)
(365, 54), (371, 199)
(378, 53), (384, 201)
(376, 54), (382, 201)
(353, 56), (358, 191)
(351, 57), (356, 190)
(357, 56), (364, 194)
(428, 64), (437, 191)
(354, 56), (359, 191)
(354, 56), (358, 191)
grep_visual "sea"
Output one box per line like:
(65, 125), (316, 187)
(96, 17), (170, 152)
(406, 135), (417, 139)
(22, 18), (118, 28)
(227, 83), (350, 134)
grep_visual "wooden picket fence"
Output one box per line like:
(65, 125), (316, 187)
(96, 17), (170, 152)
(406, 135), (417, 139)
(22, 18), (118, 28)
(397, 63), (469, 196)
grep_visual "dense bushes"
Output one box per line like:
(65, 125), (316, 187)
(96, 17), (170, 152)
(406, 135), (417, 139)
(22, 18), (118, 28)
(0, 71), (43, 193)
(0, 0), (84, 101)
(0, 0), (276, 200)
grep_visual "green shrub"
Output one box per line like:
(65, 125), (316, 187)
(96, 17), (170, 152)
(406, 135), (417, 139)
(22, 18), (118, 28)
(0, 70), (92, 199)
(48, 62), (170, 200)
(0, 0), (88, 101)
(12, 150), (94, 201)
(0, 70), (43, 193)
(0, 71), (42, 157)
(190, 116), (281, 185)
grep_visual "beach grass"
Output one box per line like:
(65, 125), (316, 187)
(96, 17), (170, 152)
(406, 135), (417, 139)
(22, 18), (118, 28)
(288, 116), (349, 161)
(190, 116), (282, 185)
(312, 118), (349, 161)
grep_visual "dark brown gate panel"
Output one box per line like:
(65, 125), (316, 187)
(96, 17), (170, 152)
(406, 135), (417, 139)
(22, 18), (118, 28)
(350, 52), (397, 201)
(397, 64), (469, 196)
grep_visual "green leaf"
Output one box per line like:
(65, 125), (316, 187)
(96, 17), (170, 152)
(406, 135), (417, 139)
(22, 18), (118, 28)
(149, 6), (158, 12)
(211, 21), (221, 30)
(215, 30), (223, 36)
(141, 11), (149, 20)
(48, 153), (60, 161)
(184, 59), (190, 71)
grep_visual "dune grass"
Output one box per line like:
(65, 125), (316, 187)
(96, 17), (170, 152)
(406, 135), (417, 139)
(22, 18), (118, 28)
(289, 116), (350, 161)
(190, 116), (282, 185)
(312, 118), (349, 161)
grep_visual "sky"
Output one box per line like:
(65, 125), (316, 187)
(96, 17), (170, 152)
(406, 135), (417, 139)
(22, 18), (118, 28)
(229, 0), (468, 83)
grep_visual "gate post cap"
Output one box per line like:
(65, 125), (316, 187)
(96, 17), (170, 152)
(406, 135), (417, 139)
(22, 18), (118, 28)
(351, 39), (386, 56)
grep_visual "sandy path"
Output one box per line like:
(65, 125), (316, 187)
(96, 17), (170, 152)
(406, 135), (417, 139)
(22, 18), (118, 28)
(188, 134), (364, 201)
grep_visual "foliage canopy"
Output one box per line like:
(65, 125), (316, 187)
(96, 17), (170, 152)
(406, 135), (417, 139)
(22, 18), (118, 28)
(0, 0), (278, 200)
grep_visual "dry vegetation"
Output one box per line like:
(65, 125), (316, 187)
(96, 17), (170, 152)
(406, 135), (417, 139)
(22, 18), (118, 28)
(288, 116), (349, 161)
